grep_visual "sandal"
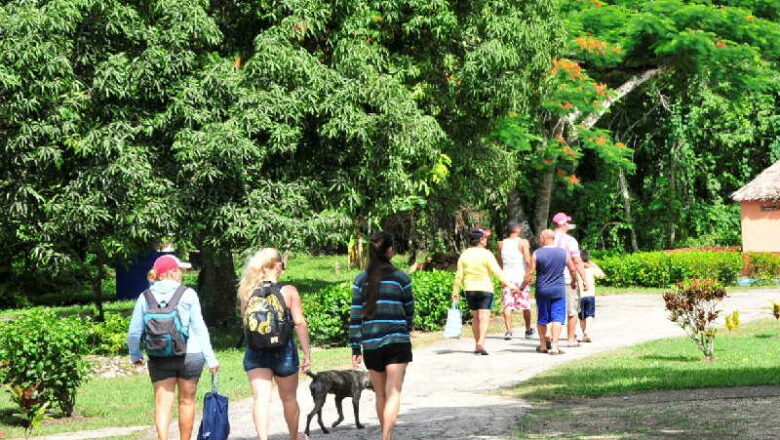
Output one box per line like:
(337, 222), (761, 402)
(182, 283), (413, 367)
(582, 336), (592, 343)
(297, 434), (310, 440)
(535, 346), (548, 353)
(548, 349), (565, 355)
(566, 341), (581, 347)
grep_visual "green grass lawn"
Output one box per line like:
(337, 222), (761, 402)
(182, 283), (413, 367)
(513, 319), (780, 402)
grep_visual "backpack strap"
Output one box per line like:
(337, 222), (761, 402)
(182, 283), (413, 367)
(164, 285), (189, 312)
(142, 289), (159, 309)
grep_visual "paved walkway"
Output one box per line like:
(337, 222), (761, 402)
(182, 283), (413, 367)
(31, 289), (780, 440)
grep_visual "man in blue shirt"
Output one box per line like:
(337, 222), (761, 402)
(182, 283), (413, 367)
(522, 230), (581, 355)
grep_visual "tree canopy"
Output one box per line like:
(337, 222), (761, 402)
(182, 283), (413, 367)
(1, 0), (778, 318)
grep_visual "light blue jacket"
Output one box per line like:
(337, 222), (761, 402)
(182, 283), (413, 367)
(127, 280), (218, 368)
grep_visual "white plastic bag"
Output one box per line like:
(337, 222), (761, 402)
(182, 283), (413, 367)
(443, 300), (462, 339)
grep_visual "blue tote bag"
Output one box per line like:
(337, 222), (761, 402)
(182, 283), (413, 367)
(197, 373), (230, 440)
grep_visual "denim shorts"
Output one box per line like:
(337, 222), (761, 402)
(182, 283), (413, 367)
(243, 338), (299, 377)
(579, 296), (596, 319)
(148, 352), (205, 383)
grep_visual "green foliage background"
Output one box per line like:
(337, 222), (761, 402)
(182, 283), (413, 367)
(1, 0), (779, 312)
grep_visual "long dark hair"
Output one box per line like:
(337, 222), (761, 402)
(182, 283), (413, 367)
(363, 231), (396, 318)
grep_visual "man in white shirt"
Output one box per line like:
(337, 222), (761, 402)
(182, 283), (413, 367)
(552, 212), (589, 347)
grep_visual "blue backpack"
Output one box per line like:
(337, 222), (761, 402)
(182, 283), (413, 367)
(141, 285), (189, 357)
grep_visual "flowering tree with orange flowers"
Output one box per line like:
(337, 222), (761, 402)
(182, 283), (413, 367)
(495, 0), (780, 242)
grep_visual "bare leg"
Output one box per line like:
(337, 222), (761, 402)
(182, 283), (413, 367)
(152, 378), (177, 440)
(582, 317), (593, 339)
(369, 370), (388, 430)
(503, 308), (512, 333)
(550, 322), (563, 352)
(380, 363), (407, 440)
(567, 314), (578, 344)
(176, 379), (199, 440)
(471, 313), (481, 350)
(247, 368), (274, 440)
(536, 324), (547, 352)
(275, 373), (301, 440)
(522, 309), (532, 331)
(477, 309), (490, 348)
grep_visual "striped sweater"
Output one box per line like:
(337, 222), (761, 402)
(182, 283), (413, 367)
(349, 269), (414, 356)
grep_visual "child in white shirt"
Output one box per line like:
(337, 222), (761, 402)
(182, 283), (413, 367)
(578, 250), (604, 343)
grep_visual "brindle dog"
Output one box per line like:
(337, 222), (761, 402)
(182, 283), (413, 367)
(304, 370), (373, 435)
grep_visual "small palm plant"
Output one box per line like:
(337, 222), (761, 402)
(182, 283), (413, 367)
(772, 301), (780, 320)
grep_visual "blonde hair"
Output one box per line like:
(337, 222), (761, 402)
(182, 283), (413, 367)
(147, 268), (181, 282)
(538, 229), (555, 245)
(238, 248), (283, 310)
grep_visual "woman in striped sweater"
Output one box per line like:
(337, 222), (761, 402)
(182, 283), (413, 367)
(350, 231), (413, 440)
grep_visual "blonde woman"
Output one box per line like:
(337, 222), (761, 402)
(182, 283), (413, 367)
(127, 255), (219, 440)
(238, 248), (311, 440)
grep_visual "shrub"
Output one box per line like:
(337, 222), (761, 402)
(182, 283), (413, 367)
(744, 253), (780, 279)
(88, 313), (131, 356)
(302, 282), (352, 347)
(662, 278), (726, 361)
(0, 308), (90, 423)
(411, 270), (475, 331)
(597, 251), (742, 287)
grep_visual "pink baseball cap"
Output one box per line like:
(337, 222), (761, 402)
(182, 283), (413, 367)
(152, 255), (192, 276)
(552, 212), (573, 225)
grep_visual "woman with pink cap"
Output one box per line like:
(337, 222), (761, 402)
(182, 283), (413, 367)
(128, 254), (219, 440)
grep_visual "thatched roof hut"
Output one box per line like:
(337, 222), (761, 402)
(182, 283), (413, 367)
(732, 160), (780, 202)
(732, 161), (780, 253)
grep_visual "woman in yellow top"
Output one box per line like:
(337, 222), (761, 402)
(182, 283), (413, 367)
(452, 229), (517, 355)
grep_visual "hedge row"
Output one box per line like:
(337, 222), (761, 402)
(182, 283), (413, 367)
(596, 251), (780, 288)
(303, 270), (490, 347)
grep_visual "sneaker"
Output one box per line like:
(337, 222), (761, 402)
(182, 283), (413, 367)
(504, 332), (512, 340)
(525, 328), (535, 338)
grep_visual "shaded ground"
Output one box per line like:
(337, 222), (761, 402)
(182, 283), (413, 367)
(518, 386), (780, 440)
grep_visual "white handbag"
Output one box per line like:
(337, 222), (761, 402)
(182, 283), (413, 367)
(443, 300), (463, 339)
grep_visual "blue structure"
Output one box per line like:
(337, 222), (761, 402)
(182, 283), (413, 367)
(115, 250), (167, 300)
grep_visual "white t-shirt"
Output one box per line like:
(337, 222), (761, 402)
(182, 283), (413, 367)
(554, 231), (580, 283)
(579, 264), (605, 298)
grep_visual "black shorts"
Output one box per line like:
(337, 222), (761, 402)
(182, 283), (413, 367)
(465, 291), (494, 310)
(148, 352), (205, 383)
(579, 296), (596, 319)
(363, 343), (413, 372)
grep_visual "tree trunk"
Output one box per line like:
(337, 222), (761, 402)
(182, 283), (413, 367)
(566, 66), (671, 143)
(197, 246), (238, 328)
(618, 169), (639, 252)
(90, 254), (107, 322)
(533, 168), (555, 235)
(507, 186), (534, 240)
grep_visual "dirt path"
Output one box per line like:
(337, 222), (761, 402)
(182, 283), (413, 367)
(223, 290), (780, 440)
(31, 289), (780, 440)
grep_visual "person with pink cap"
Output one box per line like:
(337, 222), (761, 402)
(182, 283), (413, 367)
(128, 254), (219, 440)
(551, 213), (589, 347)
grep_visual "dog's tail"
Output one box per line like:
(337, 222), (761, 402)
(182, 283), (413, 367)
(305, 371), (317, 380)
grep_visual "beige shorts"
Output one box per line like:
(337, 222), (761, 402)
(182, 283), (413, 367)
(566, 284), (579, 317)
